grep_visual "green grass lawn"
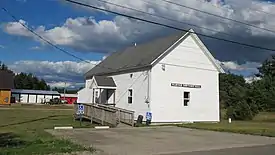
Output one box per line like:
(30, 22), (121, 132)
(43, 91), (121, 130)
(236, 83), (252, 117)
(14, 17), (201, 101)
(0, 106), (94, 155)
(179, 112), (275, 137)
(0, 103), (74, 109)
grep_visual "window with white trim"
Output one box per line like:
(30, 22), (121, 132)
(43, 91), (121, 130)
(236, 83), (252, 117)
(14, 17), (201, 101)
(183, 92), (190, 106)
(128, 89), (133, 104)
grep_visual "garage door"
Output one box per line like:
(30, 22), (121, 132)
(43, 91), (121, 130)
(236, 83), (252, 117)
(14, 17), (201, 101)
(37, 95), (45, 103)
(21, 94), (28, 103)
(29, 95), (37, 103)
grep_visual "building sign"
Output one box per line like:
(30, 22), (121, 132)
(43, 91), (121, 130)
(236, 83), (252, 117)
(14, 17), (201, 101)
(77, 104), (85, 115)
(171, 83), (201, 88)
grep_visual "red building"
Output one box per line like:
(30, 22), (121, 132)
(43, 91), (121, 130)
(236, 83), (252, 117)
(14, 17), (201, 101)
(60, 94), (77, 104)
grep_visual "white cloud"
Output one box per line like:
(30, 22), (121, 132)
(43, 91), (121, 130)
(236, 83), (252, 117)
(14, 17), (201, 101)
(74, 0), (275, 35)
(220, 61), (261, 72)
(9, 60), (98, 75)
(48, 81), (84, 89)
(4, 20), (32, 37)
(245, 76), (261, 83)
(8, 60), (99, 88)
(4, 0), (275, 53)
(30, 46), (42, 50)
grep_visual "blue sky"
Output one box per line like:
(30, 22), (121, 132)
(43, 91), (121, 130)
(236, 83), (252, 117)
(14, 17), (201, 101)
(0, 0), (106, 63)
(1, 0), (275, 87)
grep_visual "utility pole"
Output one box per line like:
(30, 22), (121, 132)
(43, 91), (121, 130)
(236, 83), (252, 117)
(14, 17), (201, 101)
(63, 82), (66, 101)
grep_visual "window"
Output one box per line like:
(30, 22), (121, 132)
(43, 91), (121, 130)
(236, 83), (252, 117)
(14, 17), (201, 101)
(161, 64), (166, 71)
(183, 92), (190, 106)
(95, 90), (99, 97)
(128, 89), (133, 104)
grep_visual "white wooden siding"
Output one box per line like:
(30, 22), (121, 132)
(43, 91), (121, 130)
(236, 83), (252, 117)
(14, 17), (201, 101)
(159, 35), (217, 71)
(107, 90), (115, 104)
(150, 35), (220, 123)
(111, 71), (151, 120)
(77, 88), (93, 103)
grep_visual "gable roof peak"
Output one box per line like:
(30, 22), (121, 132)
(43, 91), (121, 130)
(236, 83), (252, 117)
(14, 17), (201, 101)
(85, 29), (224, 78)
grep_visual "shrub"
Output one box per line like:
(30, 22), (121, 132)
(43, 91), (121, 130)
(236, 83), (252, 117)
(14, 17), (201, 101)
(226, 99), (259, 120)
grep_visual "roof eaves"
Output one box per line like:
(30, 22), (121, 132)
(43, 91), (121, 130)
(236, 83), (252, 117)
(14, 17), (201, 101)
(189, 29), (225, 73)
(86, 65), (151, 79)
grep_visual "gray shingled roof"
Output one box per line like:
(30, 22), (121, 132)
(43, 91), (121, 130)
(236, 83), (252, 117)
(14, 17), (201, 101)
(11, 89), (60, 95)
(85, 31), (186, 79)
(94, 76), (116, 87)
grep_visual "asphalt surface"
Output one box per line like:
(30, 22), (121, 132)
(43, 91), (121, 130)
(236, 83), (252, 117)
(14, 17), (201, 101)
(48, 126), (275, 155)
(164, 144), (275, 155)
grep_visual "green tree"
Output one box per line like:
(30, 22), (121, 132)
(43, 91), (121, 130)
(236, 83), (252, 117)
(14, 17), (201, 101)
(0, 61), (14, 74)
(14, 72), (50, 90)
(257, 55), (275, 78)
(219, 73), (259, 120)
(0, 61), (51, 91)
(253, 55), (275, 112)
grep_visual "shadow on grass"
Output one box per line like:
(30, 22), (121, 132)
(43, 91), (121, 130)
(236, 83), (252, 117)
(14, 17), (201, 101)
(0, 133), (26, 148)
(0, 115), (67, 128)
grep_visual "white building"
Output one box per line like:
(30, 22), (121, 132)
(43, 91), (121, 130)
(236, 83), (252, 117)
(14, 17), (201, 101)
(12, 89), (60, 104)
(78, 29), (224, 123)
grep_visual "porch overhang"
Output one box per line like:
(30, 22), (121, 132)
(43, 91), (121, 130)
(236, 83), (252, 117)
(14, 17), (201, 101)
(93, 76), (117, 89)
(97, 86), (117, 89)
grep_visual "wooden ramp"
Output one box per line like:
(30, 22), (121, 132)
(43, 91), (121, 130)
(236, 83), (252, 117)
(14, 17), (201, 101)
(74, 103), (135, 127)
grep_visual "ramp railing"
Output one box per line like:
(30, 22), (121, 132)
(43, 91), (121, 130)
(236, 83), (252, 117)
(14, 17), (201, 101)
(74, 103), (135, 127)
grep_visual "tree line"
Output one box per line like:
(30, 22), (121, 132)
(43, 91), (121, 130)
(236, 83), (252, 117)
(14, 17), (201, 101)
(1, 62), (81, 93)
(1, 61), (50, 90)
(220, 56), (275, 120)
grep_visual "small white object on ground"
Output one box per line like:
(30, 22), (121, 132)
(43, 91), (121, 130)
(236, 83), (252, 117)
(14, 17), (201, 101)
(229, 118), (232, 123)
(54, 126), (73, 130)
(94, 126), (110, 129)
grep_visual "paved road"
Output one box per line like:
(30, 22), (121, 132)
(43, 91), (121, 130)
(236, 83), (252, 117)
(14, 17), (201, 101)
(164, 144), (275, 155)
(48, 126), (275, 155)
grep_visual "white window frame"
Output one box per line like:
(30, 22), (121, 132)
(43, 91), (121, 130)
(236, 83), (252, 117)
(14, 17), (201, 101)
(183, 91), (190, 106)
(128, 89), (133, 104)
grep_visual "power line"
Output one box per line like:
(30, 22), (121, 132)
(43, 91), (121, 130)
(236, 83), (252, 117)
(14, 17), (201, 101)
(193, 0), (275, 31)
(98, 0), (275, 42)
(1, 6), (132, 74)
(64, 0), (275, 52)
(139, 0), (275, 34)
(139, 0), (237, 30)
(95, 0), (243, 39)
(1, 7), (90, 63)
(197, 0), (275, 17)
(158, 0), (275, 35)
(140, 0), (275, 37)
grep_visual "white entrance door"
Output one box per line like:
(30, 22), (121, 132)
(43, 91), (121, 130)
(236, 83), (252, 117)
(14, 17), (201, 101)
(93, 89), (99, 103)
